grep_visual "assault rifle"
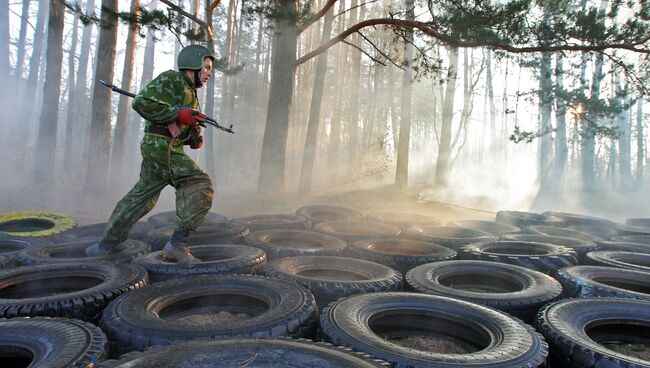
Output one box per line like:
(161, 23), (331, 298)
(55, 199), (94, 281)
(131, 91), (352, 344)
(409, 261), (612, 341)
(99, 79), (235, 134)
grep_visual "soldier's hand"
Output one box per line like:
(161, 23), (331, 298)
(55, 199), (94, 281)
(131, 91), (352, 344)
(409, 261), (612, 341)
(190, 135), (204, 150)
(176, 110), (205, 126)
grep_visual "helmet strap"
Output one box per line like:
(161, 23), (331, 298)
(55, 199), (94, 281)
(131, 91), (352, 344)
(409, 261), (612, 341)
(194, 71), (203, 88)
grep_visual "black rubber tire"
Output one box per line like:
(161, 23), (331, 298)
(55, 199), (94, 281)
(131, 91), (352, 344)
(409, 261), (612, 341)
(585, 251), (650, 272)
(611, 235), (650, 245)
(500, 233), (597, 258)
(51, 221), (153, 243)
(99, 337), (391, 368)
(556, 265), (650, 300)
(244, 229), (348, 260)
(525, 224), (604, 242)
(348, 238), (456, 274)
(100, 275), (317, 354)
(0, 238), (35, 256)
(626, 218), (650, 227)
(314, 220), (402, 243)
(447, 220), (521, 236)
(404, 225), (496, 251)
(0, 317), (107, 368)
(264, 256), (402, 310)
(542, 211), (617, 228)
(460, 240), (578, 274)
(146, 211), (228, 228)
(295, 205), (363, 225)
(133, 244), (267, 282)
(616, 225), (650, 236)
(15, 239), (151, 265)
(536, 297), (650, 367)
(143, 222), (250, 251)
(0, 262), (148, 321)
(568, 224), (618, 239)
(406, 260), (562, 323)
(321, 292), (549, 368)
(597, 240), (650, 254)
(0, 254), (13, 269)
(365, 212), (441, 230)
(496, 210), (563, 228)
(231, 214), (311, 231)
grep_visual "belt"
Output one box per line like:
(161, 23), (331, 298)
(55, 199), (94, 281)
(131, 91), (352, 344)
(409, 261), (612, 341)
(145, 125), (172, 137)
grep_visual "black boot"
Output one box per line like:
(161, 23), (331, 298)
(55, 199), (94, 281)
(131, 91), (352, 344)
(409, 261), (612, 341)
(161, 230), (199, 264)
(85, 239), (120, 257)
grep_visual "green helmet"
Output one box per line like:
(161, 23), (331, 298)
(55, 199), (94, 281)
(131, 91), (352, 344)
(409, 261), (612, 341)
(177, 45), (214, 70)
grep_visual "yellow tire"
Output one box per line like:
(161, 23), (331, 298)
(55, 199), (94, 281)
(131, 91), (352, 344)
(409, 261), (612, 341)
(0, 211), (77, 237)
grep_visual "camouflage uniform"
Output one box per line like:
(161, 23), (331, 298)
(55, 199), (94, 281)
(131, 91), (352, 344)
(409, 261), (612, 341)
(103, 70), (214, 242)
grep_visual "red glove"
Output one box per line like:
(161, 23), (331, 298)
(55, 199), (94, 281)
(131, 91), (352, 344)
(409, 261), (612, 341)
(176, 110), (206, 126)
(190, 135), (204, 149)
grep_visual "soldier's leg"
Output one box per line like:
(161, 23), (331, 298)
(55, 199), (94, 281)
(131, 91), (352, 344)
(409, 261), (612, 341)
(161, 149), (213, 263)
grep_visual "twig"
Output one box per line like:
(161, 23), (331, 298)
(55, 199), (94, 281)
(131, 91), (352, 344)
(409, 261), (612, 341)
(342, 39), (386, 66)
(357, 31), (404, 69)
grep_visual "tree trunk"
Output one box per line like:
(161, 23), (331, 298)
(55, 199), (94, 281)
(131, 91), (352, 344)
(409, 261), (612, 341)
(63, 11), (80, 171)
(13, 0), (31, 82)
(538, 50), (553, 192)
(553, 53), (567, 185)
(84, 0), (119, 195)
(203, 1), (218, 181)
(636, 98), (644, 187)
(616, 79), (632, 191)
(0, 0), (10, 103)
(257, 0), (297, 195)
(346, 0), (363, 177)
(298, 6), (334, 194)
(110, 0), (140, 181)
(34, 0), (65, 185)
(434, 47), (458, 187)
(395, 0), (415, 189)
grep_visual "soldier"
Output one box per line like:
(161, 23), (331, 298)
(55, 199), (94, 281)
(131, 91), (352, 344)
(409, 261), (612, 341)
(86, 45), (215, 263)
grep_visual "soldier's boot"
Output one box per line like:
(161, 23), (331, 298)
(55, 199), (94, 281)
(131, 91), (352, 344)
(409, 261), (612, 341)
(161, 230), (199, 264)
(85, 239), (121, 257)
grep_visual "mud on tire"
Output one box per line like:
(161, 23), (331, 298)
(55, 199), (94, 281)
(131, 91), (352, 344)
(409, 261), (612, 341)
(244, 229), (347, 260)
(404, 225), (496, 251)
(348, 238), (456, 274)
(321, 292), (549, 368)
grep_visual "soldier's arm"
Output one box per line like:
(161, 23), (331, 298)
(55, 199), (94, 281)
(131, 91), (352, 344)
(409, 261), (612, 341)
(132, 70), (183, 126)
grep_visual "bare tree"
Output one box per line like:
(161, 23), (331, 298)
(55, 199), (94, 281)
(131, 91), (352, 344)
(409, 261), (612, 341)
(395, 0), (414, 188)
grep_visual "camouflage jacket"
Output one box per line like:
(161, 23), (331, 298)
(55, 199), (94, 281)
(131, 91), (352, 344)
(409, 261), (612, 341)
(132, 70), (199, 129)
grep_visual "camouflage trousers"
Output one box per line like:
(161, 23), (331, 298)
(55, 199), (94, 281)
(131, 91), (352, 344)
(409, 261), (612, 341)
(104, 134), (214, 242)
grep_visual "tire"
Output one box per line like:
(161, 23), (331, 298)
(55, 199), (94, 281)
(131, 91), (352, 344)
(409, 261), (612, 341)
(99, 337), (390, 368)
(264, 256), (402, 309)
(404, 225), (496, 251)
(100, 275), (317, 354)
(617, 225), (650, 236)
(295, 205), (363, 225)
(525, 224), (603, 242)
(406, 260), (562, 322)
(626, 218), (650, 227)
(0, 254), (13, 269)
(611, 235), (650, 245)
(447, 220), (520, 236)
(460, 240), (578, 274)
(144, 222), (250, 251)
(244, 229), (348, 260)
(0, 262), (148, 321)
(348, 238), (456, 274)
(231, 214), (310, 231)
(556, 265), (650, 301)
(321, 292), (549, 368)
(0, 238), (35, 256)
(0, 211), (77, 237)
(51, 221), (153, 243)
(568, 224), (618, 239)
(537, 297), (650, 367)
(500, 234), (597, 258)
(542, 211), (617, 228)
(313, 221), (401, 244)
(15, 239), (151, 266)
(496, 210), (563, 228)
(597, 240), (650, 254)
(133, 244), (267, 282)
(147, 211), (228, 228)
(0, 317), (107, 368)
(365, 212), (441, 231)
(585, 251), (650, 272)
